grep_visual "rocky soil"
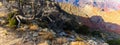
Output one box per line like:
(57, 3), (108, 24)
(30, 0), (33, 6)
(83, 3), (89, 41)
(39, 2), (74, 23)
(0, 0), (120, 45)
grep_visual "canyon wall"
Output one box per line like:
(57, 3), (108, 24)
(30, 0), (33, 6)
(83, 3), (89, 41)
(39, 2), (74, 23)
(56, 0), (120, 34)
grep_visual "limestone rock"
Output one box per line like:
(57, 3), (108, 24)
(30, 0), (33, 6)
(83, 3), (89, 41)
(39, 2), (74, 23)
(33, 32), (39, 37)
(52, 37), (67, 45)
(39, 31), (55, 40)
(38, 41), (49, 45)
(70, 41), (89, 45)
(0, 2), (2, 7)
(29, 24), (39, 31)
(0, 12), (7, 18)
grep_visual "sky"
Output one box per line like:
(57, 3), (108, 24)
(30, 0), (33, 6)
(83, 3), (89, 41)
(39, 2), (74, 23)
(55, 0), (120, 11)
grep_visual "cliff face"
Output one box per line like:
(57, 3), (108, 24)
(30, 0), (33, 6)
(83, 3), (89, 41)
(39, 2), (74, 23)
(57, 1), (120, 34)
(1, 0), (120, 45)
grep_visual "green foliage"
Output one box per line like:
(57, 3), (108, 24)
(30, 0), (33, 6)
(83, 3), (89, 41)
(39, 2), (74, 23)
(63, 20), (79, 30)
(63, 19), (90, 35)
(7, 12), (18, 28)
(107, 39), (120, 45)
(75, 25), (90, 35)
(7, 11), (18, 20)
(8, 17), (17, 28)
(91, 31), (102, 37)
(7, 12), (15, 20)
(38, 21), (48, 28)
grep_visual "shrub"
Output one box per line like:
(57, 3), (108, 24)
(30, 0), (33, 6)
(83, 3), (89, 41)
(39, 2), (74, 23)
(8, 17), (18, 28)
(63, 20), (90, 35)
(107, 39), (120, 45)
(7, 12), (18, 28)
(76, 25), (90, 35)
(7, 12), (15, 20)
(91, 31), (102, 37)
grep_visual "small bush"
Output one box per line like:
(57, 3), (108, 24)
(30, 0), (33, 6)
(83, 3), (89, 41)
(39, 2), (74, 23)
(7, 12), (18, 28)
(91, 31), (102, 37)
(63, 20), (90, 35)
(7, 12), (15, 20)
(38, 21), (48, 28)
(76, 25), (90, 35)
(107, 39), (120, 45)
(8, 17), (18, 28)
